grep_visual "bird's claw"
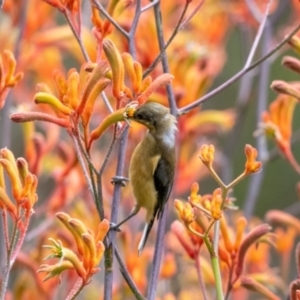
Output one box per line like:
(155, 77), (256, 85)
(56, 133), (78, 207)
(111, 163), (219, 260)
(111, 176), (129, 186)
(109, 222), (121, 232)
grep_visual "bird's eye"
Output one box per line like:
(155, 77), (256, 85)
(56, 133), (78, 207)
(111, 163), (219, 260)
(134, 112), (142, 120)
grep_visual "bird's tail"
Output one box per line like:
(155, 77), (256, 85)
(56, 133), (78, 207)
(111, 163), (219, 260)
(137, 217), (155, 256)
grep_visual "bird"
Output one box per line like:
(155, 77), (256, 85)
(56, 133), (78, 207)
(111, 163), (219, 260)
(112, 101), (177, 255)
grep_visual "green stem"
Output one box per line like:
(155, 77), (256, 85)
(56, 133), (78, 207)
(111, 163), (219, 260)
(226, 173), (247, 191)
(211, 254), (224, 300)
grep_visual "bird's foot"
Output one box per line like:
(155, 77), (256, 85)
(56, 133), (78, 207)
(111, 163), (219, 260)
(109, 222), (122, 232)
(111, 176), (129, 187)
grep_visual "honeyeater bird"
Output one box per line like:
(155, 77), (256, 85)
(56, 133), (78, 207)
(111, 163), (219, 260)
(112, 101), (177, 255)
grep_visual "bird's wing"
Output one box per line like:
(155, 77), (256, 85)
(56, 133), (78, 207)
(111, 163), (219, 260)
(153, 157), (174, 219)
(138, 156), (174, 255)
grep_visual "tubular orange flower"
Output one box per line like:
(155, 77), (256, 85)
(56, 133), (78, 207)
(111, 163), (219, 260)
(244, 144), (262, 175)
(16, 158), (29, 186)
(95, 241), (105, 266)
(43, 238), (87, 281)
(0, 187), (17, 221)
(265, 210), (300, 233)
(275, 227), (296, 255)
(77, 60), (109, 117)
(174, 199), (195, 226)
(66, 71), (80, 110)
(211, 188), (222, 220)
(199, 144), (215, 167)
(137, 73), (174, 104)
(122, 53), (137, 91)
(0, 50), (23, 109)
(289, 279), (300, 300)
(188, 182), (202, 206)
(95, 219), (110, 242)
(10, 111), (71, 128)
(171, 220), (201, 259)
(271, 80), (300, 100)
(235, 224), (272, 279)
(233, 217), (247, 252)
(41, 214), (108, 284)
(0, 158), (22, 201)
(220, 215), (233, 253)
(258, 94), (296, 155)
(34, 92), (73, 116)
(241, 277), (281, 300)
(218, 245), (231, 266)
(81, 233), (97, 270)
(103, 39), (125, 100)
(37, 261), (74, 282)
(0, 147), (38, 218)
(56, 212), (86, 256)
(133, 61), (143, 94)
(88, 106), (134, 150)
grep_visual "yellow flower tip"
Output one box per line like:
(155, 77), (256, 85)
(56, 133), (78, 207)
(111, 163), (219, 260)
(174, 199), (184, 212)
(96, 219), (110, 242)
(190, 182), (199, 195)
(199, 144), (215, 166)
(56, 212), (71, 224)
(244, 144), (262, 175)
(189, 182), (202, 206)
(68, 218), (88, 235)
(0, 158), (22, 201)
(211, 189), (222, 220)
(34, 92), (72, 116)
(1, 50), (23, 87)
(20, 173), (36, 206)
(102, 39), (125, 100)
(124, 101), (139, 118)
(175, 199), (195, 225)
(288, 34), (300, 54)
(203, 199), (212, 211)
(16, 157), (29, 183)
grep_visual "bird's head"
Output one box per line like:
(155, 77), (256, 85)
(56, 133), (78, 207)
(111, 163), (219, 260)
(126, 101), (176, 133)
(125, 101), (177, 147)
